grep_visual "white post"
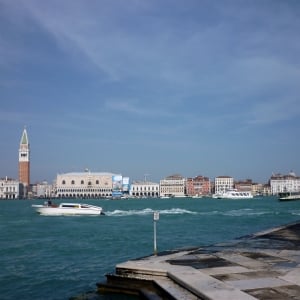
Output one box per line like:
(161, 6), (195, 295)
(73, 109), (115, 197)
(153, 211), (159, 255)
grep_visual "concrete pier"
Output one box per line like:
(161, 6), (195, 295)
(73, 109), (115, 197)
(98, 221), (300, 299)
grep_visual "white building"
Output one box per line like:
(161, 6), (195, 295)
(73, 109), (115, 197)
(270, 172), (300, 195)
(214, 176), (234, 194)
(0, 177), (19, 199)
(130, 181), (159, 198)
(34, 181), (54, 198)
(159, 174), (185, 197)
(55, 170), (121, 198)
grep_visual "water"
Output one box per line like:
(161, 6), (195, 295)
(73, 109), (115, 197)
(1, 196), (300, 299)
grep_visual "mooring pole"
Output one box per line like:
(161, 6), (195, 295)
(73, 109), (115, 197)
(153, 211), (159, 255)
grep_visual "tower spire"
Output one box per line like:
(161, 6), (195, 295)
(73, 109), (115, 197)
(20, 127), (29, 145)
(19, 127), (30, 198)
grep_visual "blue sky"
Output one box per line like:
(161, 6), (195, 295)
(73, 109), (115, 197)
(1, 0), (300, 184)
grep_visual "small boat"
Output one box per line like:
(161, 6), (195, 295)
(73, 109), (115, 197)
(160, 194), (174, 199)
(32, 201), (104, 216)
(212, 193), (223, 199)
(279, 192), (300, 201)
(191, 194), (203, 198)
(213, 189), (253, 199)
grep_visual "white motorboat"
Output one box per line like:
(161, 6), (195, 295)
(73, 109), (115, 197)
(32, 202), (104, 216)
(213, 189), (253, 199)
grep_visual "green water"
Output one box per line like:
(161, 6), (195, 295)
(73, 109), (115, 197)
(1, 196), (299, 299)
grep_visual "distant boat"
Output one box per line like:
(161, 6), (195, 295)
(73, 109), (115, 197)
(212, 193), (223, 199)
(278, 192), (300, 202)
(32, 202), (104, 216)
(191, 194), (203, 198)
(212, 189), (253, 199)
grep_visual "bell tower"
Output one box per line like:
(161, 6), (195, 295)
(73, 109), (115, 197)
(19, 128), (30, 196)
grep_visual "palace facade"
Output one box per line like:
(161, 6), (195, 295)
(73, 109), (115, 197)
(55, 171), (122, 198)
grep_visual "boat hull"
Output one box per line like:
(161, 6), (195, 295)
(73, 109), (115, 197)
(33, 203), (103, 216)
(279, 195), (300, 201)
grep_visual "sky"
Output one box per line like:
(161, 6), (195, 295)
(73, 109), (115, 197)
(1, 0), (300, 184)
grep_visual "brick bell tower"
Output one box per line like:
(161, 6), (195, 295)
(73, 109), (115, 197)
(19, 128), (30, 197)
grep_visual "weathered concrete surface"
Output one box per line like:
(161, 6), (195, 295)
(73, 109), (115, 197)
(98, 221), (300, 299)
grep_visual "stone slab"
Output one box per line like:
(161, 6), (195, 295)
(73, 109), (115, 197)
(166, 265), (256, 300)
(279, 267), (300, 285)
(153, 277), (199, 300)
(226, 277), (291, 290)
(200, 266), (251, 276)
(216, 252), (269, 269)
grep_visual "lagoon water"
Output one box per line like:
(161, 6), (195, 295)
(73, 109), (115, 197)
(1, 196), (300, 299)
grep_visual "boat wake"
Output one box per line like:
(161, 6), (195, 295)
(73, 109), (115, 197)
(105, 208), (197, 217)
(222, 209), (269, 217)
(104, 208), (298, 217)
(198, 208), (275, 217)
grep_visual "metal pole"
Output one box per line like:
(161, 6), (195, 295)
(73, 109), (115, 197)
(153, 211), (159, 256)
(154, 219), (157, 255)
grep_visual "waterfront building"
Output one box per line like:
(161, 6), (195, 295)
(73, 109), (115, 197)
(270, 172), (300, 195)
(159, 174), (185, 197)
(251, 183), (264, 196)
(129, 181), (159, 198)
(214, 176), (233, 194)
(186, 175), (211, 196)
(55, 170), (123, 198)
(0, 177), (19, 199)
(32, 181), (53, 198)
(262, 184), (272, 196)
(122, 177), (130, 197)
(234, 179), (253, 193)
(18, 128), (30, 198)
